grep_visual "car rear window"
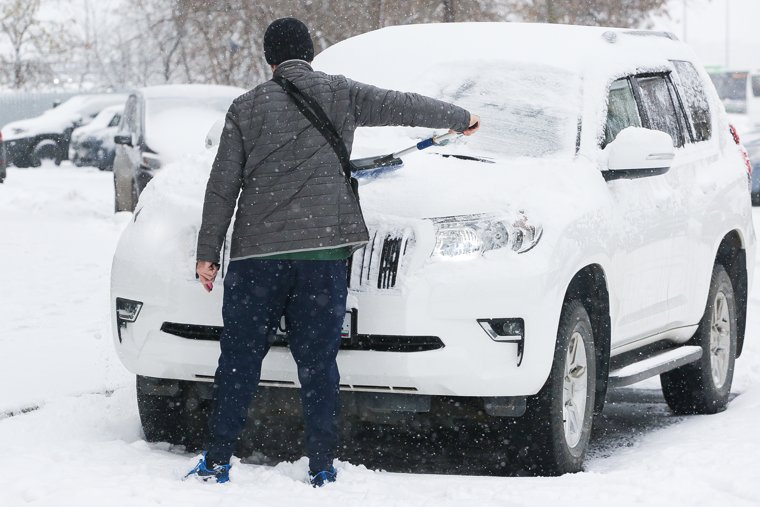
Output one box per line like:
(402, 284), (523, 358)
(672, 61), (712, 142)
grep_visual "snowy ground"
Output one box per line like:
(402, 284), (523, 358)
(1, 164), (760, 507)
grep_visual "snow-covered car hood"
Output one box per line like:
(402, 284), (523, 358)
(137, 86), (246, 163)
(71, 105), (123, 143)
(1, 115), (73, 141)
(135, 145), (604, 238)
(2, 94), (127, 141)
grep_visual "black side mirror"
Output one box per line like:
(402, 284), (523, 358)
(114, 134), (133, 147)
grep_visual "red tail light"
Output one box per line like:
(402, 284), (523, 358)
(730, 123), (753, 180)
(729, 123), (741, 144)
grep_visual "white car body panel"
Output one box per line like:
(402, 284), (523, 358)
(111, 23), (755, 400)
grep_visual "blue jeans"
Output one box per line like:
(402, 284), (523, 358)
(206, 258), (347, 472)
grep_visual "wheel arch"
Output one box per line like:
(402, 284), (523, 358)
(563, 264), (611, 415)
(714, 230), (748, 357)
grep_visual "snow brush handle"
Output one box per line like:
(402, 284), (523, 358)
(415, 132), (460, 150)
(432, 132), (461, 145)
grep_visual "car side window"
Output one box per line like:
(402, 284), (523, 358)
(633, 75), (684, 147)
(108, 114), (122, 128)
(603, 78), (641, 147)
(671, 61), (712, 142)
(667, 78), (693, 144)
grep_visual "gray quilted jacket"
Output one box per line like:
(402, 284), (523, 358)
(196, 60), (470, 263)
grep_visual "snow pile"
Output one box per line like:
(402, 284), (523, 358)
(0, 164), (132, 415)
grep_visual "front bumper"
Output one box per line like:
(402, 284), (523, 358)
(112, 244), (564, 398)
(70, 138), (108, 166)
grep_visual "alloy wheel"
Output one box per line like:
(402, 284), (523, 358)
(562, 330), (588, 448)
(709, 291), (731, 389)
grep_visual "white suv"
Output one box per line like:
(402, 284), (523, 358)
(111, 23), (755, 474)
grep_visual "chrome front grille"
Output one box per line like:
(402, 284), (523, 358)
(350, 227), (415, 290)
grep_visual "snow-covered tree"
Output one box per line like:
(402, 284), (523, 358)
(0, 0), (55, 89)
(502, 0), (670, 28)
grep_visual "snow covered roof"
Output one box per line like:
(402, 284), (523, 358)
(315, 22), (699, 88)
(99, 104), (124, 115)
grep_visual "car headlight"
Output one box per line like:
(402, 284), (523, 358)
(430, 212), (542, 259)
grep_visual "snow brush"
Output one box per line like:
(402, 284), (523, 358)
(351, 132), (461, 178)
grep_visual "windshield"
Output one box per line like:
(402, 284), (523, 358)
(145, 96), (233, 161)
(415, 63), (581, 159)
(145, 95), (233, 121)
(88, 108), (120, 129)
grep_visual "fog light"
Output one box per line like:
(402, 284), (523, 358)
(116, 297), (143, 323)
(477, 318), (525, 366)
(116, 298), (143, 343)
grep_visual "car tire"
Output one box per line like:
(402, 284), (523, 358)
(30, 139), (59, 167)
(136, 375), (186, 444)
(660, 264), (737, 414)
(511, 299), (596, 475)
(136, 376), (210, 449)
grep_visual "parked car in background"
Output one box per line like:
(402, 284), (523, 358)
(0, 130), (6, 183)
(69, 105), (123, 170)
(112, 84), (245, 212)
(1, 94), (127, 168)
(747, 70), (760, 128)
(744, 131), (760, 204)
(709, 70), (748, 113)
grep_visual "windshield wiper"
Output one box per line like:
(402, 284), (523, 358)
(351, 133), (461, 174)
(430, 152), (495, 164)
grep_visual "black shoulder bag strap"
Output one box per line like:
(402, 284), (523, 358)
(272, 76), (357, 199)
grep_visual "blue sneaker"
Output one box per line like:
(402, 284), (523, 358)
(184, 453), (231, 484)
(309, 466), (337, 487)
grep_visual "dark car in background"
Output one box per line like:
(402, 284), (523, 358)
(745, 132), (760, 204)
(0, 130), (6, 183)
(113, 84), (244, 212)
(69, 105), (123, 170)
(709, 70), (748, 113)
(1, 94), (126, 168)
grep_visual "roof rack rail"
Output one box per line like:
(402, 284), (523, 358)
(623, 30), (679, 40)
(602, 30), (679, 44)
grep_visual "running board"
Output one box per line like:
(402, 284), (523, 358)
(608, 345), (702, 388)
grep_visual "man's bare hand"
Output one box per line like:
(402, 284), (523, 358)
(197, 261), (219, 292)
(462, 114), (480, 136)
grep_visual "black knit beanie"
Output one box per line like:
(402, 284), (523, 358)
(264, 17), (314, 65)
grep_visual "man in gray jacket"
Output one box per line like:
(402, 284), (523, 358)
(187, 17), (479, 486)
